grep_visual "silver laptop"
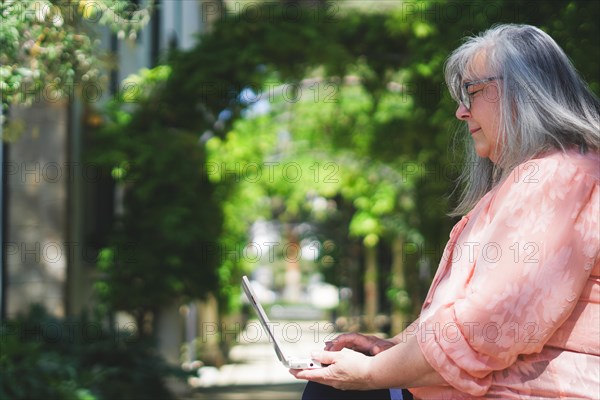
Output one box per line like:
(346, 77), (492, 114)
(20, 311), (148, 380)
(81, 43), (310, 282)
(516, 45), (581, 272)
(241, 276), (323, 369)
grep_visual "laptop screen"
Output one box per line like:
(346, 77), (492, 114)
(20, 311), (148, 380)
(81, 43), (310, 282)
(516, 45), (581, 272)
(241, 276), (288, 363)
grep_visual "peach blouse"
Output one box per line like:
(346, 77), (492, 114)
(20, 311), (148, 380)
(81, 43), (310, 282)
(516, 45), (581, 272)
(410, 150), (599, 399)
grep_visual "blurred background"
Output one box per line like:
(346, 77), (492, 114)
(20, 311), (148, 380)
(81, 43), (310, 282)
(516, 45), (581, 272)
(1, 0), (598, 399)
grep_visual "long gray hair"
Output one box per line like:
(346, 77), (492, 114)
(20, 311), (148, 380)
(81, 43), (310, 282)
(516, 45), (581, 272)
(445, 24), (600, 216)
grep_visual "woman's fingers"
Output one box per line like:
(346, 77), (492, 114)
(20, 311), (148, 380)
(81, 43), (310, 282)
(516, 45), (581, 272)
(290, 351), (337, 380)
(311, 350), (338, 365)
(325, 333), (395, 355)
(325, 333), (364, 352)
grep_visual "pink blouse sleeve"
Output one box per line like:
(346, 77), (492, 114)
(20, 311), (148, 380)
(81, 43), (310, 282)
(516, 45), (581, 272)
(417, 155), (600, 396)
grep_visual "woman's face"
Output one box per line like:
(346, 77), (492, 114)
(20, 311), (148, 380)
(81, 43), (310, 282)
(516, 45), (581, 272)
(455, 55), (502, 163)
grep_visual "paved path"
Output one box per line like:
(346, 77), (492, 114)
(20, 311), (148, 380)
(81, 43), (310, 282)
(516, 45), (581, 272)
(180, 319), (336, 400)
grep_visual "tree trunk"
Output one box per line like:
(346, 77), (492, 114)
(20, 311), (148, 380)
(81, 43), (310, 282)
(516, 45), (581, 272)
(197, 293), (226, 367)
(391, 235), (409, 334)
(283, 225), (302, 303)
(363, 243), (378, 332)
(155, 302), (184, 366)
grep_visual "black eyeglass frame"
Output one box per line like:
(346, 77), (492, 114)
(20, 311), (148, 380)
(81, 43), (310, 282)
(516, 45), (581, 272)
(459, 76), (502, 110)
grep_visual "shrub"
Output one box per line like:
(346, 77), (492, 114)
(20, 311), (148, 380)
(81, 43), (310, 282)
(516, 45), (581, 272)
(0, 305), (184, 400)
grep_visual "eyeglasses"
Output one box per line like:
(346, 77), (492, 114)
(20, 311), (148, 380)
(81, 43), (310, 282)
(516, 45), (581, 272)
(459, 76), (501, 110)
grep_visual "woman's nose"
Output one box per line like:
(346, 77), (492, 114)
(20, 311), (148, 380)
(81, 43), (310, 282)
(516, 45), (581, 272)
(455, 102), (471, 120)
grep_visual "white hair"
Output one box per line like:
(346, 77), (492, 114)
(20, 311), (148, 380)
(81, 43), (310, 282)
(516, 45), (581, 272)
(445, 24), (600, 216)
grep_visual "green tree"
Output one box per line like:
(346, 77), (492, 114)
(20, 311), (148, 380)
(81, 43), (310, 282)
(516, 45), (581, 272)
(203, 77), (422, 332)
(90, 66), (223, 335)
(0, 0), (152, 130)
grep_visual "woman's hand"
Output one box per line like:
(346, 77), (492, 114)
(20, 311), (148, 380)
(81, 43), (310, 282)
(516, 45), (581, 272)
(324, 332), (395, 355)
(291, 328), (446, 390)
(289, 348), (375, 390)
(289, 333), (395, 390)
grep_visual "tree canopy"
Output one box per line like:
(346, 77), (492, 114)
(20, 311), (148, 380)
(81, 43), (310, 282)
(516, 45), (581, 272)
(89, 0), (599, 332)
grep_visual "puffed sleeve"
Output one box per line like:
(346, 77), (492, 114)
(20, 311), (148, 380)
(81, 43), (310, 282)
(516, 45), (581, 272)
(417, 153), (600, 396)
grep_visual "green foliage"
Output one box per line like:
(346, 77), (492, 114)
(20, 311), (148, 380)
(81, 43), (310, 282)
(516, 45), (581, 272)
(202, 76), (422, 300)
(0, 0), (152, 124)
(88, 0), (599, 321)
(204, 115), (276, 309)
(89, 66), (223, 324)
(0, 305), (180, 400)
(163, 2), (411, 135)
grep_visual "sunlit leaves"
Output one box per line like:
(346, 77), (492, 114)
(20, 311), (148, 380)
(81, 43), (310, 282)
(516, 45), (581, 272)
(0, 0), (152, 118)
(88, 65), (223, 317)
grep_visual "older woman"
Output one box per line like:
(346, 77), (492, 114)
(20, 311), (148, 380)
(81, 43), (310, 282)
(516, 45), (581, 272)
(291, 24), (599, 399)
